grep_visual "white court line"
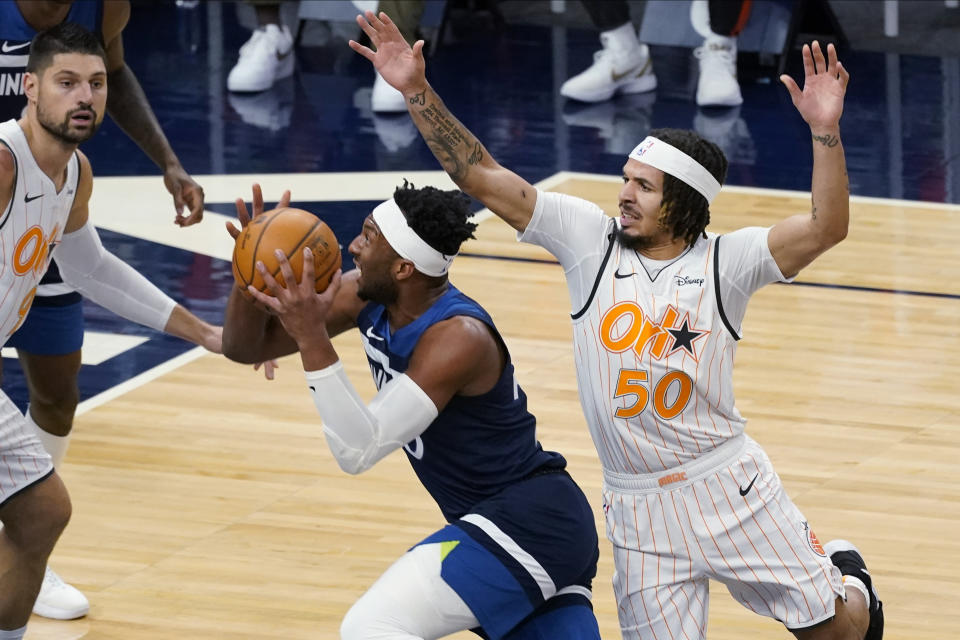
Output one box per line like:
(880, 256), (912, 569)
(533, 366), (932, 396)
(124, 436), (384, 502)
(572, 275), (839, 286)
(75, 346), (210, 417)
(90, 171), (459, 261)
(467, 173), (577, 224)
(1, 331), (148, 366)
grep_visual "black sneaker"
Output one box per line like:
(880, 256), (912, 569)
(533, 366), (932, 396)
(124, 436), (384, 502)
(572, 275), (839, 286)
(823, 539), (884, 640)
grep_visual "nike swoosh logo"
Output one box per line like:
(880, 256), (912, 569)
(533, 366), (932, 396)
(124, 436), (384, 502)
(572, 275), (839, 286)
(275, 48), (292, 61)
(739, 473), (759, 496)
(611, 57), (651, 82)
(365, 326), (383, 341)
(24, 193), (42, 203)
(613, 269), (636, 279)
(1, 41), (29, 54)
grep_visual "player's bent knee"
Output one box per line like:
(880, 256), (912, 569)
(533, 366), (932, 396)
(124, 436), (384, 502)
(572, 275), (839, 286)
(0, 475), (71, 554)
(340, 543), (478, 639)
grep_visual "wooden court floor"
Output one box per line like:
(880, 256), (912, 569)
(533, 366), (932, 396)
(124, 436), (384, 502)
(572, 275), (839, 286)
(26, 178), (960, 639)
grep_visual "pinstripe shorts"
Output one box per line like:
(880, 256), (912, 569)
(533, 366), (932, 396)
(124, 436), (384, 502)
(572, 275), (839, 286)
(602, 434), (844, 639)
(0, 390), (53, 508)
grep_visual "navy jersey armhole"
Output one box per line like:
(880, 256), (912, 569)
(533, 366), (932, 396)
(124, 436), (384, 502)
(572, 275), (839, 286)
(713, 236), (740, 341)
(571, 230), (617, 321)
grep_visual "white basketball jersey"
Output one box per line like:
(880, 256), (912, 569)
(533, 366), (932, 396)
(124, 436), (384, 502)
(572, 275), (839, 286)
(0, 119), (77, 345)
(520, 189), (788, 475)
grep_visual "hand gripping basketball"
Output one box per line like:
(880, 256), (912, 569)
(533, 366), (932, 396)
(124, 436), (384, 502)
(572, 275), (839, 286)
(231, 207), (341, 301)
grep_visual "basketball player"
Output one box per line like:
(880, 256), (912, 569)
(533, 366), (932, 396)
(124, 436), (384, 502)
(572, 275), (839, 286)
(0, 0), (207, 618)
(353, 11), (883, 640)
(0, 23), (221, 635)
(222, 182), (601, 639)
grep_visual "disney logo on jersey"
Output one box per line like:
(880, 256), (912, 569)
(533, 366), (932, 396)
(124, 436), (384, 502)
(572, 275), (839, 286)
(674, 275), (705, 287)
(599, 302), (709, 361)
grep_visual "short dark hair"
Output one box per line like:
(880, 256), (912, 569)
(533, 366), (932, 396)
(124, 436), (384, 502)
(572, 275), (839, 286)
(649, 128), (728, 246)
(393, 180), (477, 256)
(26, 22), (106, 76)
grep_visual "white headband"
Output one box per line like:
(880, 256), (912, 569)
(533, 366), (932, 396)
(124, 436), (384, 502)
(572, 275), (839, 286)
(371, 198), (455, 277)
(628, 136), (722, 203)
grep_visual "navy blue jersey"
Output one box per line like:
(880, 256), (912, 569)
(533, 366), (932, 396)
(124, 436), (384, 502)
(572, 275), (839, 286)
(356, 284), (565, 522)
(0, 1), (102, 303)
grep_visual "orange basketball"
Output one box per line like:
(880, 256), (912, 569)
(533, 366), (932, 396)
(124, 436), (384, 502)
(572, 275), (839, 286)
(232, 207), (341, 302)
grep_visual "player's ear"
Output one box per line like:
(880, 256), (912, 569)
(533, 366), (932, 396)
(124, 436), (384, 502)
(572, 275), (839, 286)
(23, 72), (39, 102)
(394, 259), (416, 281)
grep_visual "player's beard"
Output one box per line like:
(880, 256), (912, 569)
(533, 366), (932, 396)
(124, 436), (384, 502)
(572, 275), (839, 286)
(614, 226), (660, 251)
(38, 103), (100, 145)
(356, 273), (398, 306)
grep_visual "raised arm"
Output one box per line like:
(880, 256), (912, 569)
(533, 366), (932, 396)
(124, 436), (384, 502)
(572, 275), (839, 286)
(768, 41), (850, 279)
(101, 1), (204, 226)
(350, 11), (537, 232)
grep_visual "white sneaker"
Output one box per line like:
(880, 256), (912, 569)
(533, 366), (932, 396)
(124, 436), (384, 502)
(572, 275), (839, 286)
(371, 72), (407, 113)
(695, 35), (743, 107)
(561, 38), (657, 103)
(227, 24), (295, 93)
(33, 566), (89, 620)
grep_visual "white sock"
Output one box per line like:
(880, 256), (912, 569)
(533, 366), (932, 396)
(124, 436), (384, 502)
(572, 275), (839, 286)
(843, 575), (870, 606)
(26, 409), (70, 469)
(0, 625), (27, 639)
(601, 21), (640, 52)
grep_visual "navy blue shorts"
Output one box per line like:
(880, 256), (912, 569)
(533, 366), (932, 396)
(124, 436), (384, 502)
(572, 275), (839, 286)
(416, 469), (601, 640)
(6, 300), (84, 355)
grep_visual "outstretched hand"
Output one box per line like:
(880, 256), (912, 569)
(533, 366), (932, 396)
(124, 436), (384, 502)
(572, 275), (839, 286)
(225, 183), (292, 241)
(349, 10), (427, 96)
(779, 41), (849, 131)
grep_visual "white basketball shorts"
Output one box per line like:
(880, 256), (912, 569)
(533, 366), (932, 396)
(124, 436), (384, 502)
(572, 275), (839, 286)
(601, 434), (843, 640)
(0, 390), (53, 507)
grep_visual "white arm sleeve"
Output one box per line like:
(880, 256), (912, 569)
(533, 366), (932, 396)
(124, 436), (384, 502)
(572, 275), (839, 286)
(305, 362), (439, 475)
(716, 226), (793, 332)
(518, 188), (617, 312)
(54, 221), (176, 332)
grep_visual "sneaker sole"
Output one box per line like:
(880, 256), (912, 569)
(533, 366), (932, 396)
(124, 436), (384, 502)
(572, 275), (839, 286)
(32, 601), (89, 620)
(561, 75), (657, 103)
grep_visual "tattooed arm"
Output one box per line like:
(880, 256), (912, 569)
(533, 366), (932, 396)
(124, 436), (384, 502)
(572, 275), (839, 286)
(767, 41), (851, 279)
(350, 11), (537, 231)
